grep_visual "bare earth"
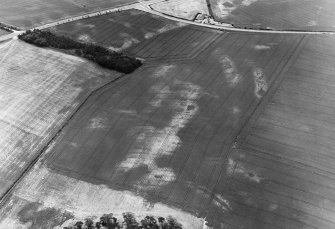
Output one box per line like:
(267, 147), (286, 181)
(150, 0), (209, 20)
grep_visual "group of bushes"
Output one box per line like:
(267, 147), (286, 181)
(0, 22), (19, 32)
(18, 29), (142, 74)
(64, 212), (182, 229)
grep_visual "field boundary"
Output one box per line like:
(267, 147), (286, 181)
(141, 5), (335, 35)
(0, 68), (134, 207)
(135, 30), (223, 64)
(193, 36), (310, 223)
(1, 0), (335, 45)
(234, 35), (309, 146)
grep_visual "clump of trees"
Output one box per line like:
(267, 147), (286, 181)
(18, 29), (142, 74)
(64, 212), (182, 229)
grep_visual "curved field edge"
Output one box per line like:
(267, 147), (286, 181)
(149, 0), (335, 32)
(209, 0), (335, 32)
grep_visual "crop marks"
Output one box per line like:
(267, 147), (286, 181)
(49, 9), (186, 52)
(43, 27), (304, 227)
(220, 35), (335, 229)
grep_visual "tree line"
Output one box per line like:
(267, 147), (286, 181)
(18, 30), (142, 74)
(64, 212), (183, 229)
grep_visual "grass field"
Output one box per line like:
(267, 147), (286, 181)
(0, 38), (121, 199)
(0, 0), (137, 29)
(0, 25), (309, 228)
(209, 0), (335, 31)
(48, 9), (185, 51)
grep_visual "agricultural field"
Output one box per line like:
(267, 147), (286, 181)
(0, 38), (121, 199)
(0, 29), (10, 36)
(0, 1), (335, 228)
(0, 0), (137, 29)
(226, 35), (335, 229)
(48, 9), (186, 52)
(209, 0), (335, 31)
(0, 23), (311, 228)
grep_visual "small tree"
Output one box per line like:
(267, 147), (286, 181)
(85, 218), (94, 229)
(95, 222), (102, 229)
(167, 216), (182, 229)
(74, 221), (83, 229)
(158, 217), (169, 229)
(140, 216), (159, 229)
(100, 213), (114, 226)
(123, 212), (138, 229)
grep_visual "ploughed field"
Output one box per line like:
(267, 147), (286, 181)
(228, 35), (335, 229)
(0, 29), (10, 36)
(209, 0), (335, 31)
(0, 38), (121, 199)
(48, 9), (185, 52)
(39, 26), (308, 227)
(0, 0), (137, 29)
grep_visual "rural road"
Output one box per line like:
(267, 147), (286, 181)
(1, 0), (335, 43)
(136, 2), (335, 35)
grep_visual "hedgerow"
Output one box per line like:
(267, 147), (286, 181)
(0, 22), (20, 32)
(64, 212), (183, 229)
(18, 29), (142, 74)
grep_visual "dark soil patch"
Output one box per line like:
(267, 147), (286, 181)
(17, 202), (73, 229)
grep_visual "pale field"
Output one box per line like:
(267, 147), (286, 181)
(150, 0), (209, 20)
(0, 39), (120, 199)
(0, 161), (205, 228)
